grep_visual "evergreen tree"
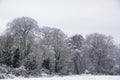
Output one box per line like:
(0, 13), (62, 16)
(13, 48), (20, 68)
(42, 58), (50, 70)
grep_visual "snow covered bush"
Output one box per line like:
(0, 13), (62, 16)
(0, 65), (16, 79)
(0, 73), (16, 79)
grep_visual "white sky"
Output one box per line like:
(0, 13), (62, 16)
(0, 0), (120, 43)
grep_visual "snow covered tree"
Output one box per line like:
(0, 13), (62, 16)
(68, 34), (85, 74)
(39, 27), (72, 74)
(112, 45), (120, 75)
(7, 17), (40, 66)
(84, 33), (115, 74)
(0, 34), (14, 67)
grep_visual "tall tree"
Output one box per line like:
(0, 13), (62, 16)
(7, 17), (40, 65)
(84, 33), (115, 74)
(0, 34), (14, 66)
(68, 34), (84, 74)
(39, 27), (72, 74)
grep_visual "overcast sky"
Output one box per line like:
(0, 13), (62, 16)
(0, 0), (120, 43)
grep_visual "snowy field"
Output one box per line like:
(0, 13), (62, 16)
(2, 75), (120, 80)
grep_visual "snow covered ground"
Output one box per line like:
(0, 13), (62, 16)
(2, 75), (120, 80)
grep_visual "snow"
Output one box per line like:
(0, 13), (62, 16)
(2, 75), (120, 80)
(0, 73), (16, 79)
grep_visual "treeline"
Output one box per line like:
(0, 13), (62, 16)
(0, 17), (120, 76)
